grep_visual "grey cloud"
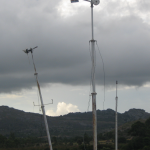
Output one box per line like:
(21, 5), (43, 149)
(0, 0), (150, 93)
(136, 0), (150, 12)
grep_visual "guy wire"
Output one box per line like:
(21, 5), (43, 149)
(82, 92), (92, 150)
(82, 42), (93, 150)
(89, 41), (92, 61)
(96, 41), (106, 110)
(83, 40), (106, 149)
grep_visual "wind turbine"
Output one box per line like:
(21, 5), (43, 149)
(23, 46), (53, 150)
(70, 0), (100, 150)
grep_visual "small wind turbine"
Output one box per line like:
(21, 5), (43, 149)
(23, 46), (53, 150)
(70, 1), (100, 150)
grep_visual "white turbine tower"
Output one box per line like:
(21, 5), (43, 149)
(70, 0), (100, 150)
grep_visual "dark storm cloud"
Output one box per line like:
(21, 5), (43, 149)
(95, 14), (150, 86)
(0, 0), (150, 93)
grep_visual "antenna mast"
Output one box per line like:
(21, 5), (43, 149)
(115, 81), (118, 150)
(23, 47), (53, 150)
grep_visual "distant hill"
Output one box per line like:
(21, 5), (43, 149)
(0, 106), (150, 138)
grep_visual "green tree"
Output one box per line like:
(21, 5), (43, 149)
(83, 133), (90, 145)
(118, 137), (126, 143)
(52, 136), (57, 145)
(145, 118), (150, 137)
(128, 121), (145, 137)
(9, 132), (15, 140)
(143, 146), (150, 150)
(74, 136), (83, 145)
(143, 137), (150, 146)
(126, 137), (144, 150)
(63, 137), (68, 145)
(77, 138), (82, 145)
(98, 133), (106, 140)
(101, 147), (111, 150)
(0, 134), (7, 147)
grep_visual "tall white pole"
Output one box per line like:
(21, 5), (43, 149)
(91, 2), (97, 150)
(31, 53), (53, 150)
(70, 1), (99, 149)
(115, 81), (118, 150)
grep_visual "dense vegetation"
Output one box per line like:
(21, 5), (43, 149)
(122, 118), (150, 150)
(0, 132), (114, 150)
(1, 118), (150, 150)
(1, 106), (150, 149)
(1, 106), (150, 138)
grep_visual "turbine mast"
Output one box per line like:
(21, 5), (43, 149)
(90, 1), (97, 150)
(23, 47), (53, 150)
(70, 1), (100, 149)
(115, 81), (118, 150)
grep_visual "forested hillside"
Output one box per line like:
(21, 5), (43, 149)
(0, 106), (150, 138)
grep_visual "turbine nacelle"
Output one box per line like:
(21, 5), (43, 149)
(92, 0), (100, 5)
(22, 46), (38, 54)
(23, 49), (29, 54)
(71, 0), (100, 5)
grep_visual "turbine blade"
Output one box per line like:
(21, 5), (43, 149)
(33, 46), (38, 50)
(83, 0), (91, 2)
(23, 50), (27, 53)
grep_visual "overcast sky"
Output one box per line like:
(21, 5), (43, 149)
(0, 0), (150, 116)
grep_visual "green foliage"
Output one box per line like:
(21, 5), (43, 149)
(0, 134), (7, 147)
(77, 138), (82, 145)
(101, 147), (111, 150)
(0, 132), (44, 148)
(125, 117), (150, 150)
(143, 137), (150, 146)
(128, 121), (145, 136)
(73, 136), (83, 145)
(97, 133), (104, 140)
(98, 131), (114, 140)
(83, 133), (91, 145)
(145, 117), (150, 126)
(2, 117), (150, 150)
(143, 146), (150, 150)
(97, 144), (114, 150)
(127, 137), (144, 149)
(1, 106), (150, 138)
(52, 136), (57, 145)
(118, 137), (126, 143)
